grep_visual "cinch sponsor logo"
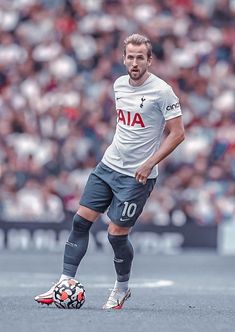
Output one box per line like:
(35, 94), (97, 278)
(166, 102), (180, 111)
(117, 109), (145, 127)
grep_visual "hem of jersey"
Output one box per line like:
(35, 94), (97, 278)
(101, 159), (158, 179)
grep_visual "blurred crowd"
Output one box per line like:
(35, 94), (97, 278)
(0, 0), (234, 225)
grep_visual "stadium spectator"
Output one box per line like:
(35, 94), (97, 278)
(0, 0), (234, 225)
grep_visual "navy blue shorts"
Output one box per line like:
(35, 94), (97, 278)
(79, 162), (156, 227)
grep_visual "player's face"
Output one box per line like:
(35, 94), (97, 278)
(124, 43), (152, 85)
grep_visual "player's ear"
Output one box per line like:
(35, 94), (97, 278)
(148, 56), (152, 66)
(122, 53), (126, 65)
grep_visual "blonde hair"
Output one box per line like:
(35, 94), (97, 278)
(123, 34), (152, 59)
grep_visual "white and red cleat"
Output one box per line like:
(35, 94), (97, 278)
(103, 288), (131, 310)
(34, 283), (57, 305)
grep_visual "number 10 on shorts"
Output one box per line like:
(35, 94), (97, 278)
(122, 201), (137, 218)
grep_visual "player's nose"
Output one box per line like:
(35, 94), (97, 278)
(132, 58), (138, 66)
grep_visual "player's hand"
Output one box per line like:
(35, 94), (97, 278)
(135, 163), (153, 185)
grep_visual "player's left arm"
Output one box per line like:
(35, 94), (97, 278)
(135, 115), (185, 183)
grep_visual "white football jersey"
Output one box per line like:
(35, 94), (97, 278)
(102, 73), (182, 178)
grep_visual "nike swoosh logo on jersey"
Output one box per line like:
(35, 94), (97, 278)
(116, 97), (122, 100)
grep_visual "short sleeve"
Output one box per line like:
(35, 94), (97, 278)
(157, 85), (182, 120)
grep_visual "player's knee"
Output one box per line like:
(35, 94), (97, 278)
(72, 214), (93, 233)
(77, 205), (99, 221)
(108, 222), (130, 235)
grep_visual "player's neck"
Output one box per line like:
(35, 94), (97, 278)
(129, 72), (151, 87)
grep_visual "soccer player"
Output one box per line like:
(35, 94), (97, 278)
(35, 34), (185, 309)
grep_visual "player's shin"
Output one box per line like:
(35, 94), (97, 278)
(108, 233), (134, 289)
(63, 214), (93, 277)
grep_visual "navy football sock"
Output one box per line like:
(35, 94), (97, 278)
(63, 214), (92, 277)
(108, 233), (134, 282)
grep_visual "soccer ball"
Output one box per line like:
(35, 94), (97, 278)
(53, 278), (85, 309)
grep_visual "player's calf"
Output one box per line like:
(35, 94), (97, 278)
(108, 233), (134, 282)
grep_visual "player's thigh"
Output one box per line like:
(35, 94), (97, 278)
(79, 171), (113, 214)
(108, 176), (156, 227)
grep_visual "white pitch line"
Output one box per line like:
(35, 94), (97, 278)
(87, 280), (174, 288)
(18, 280), (174, 289)
(132, 280), (174, 288)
